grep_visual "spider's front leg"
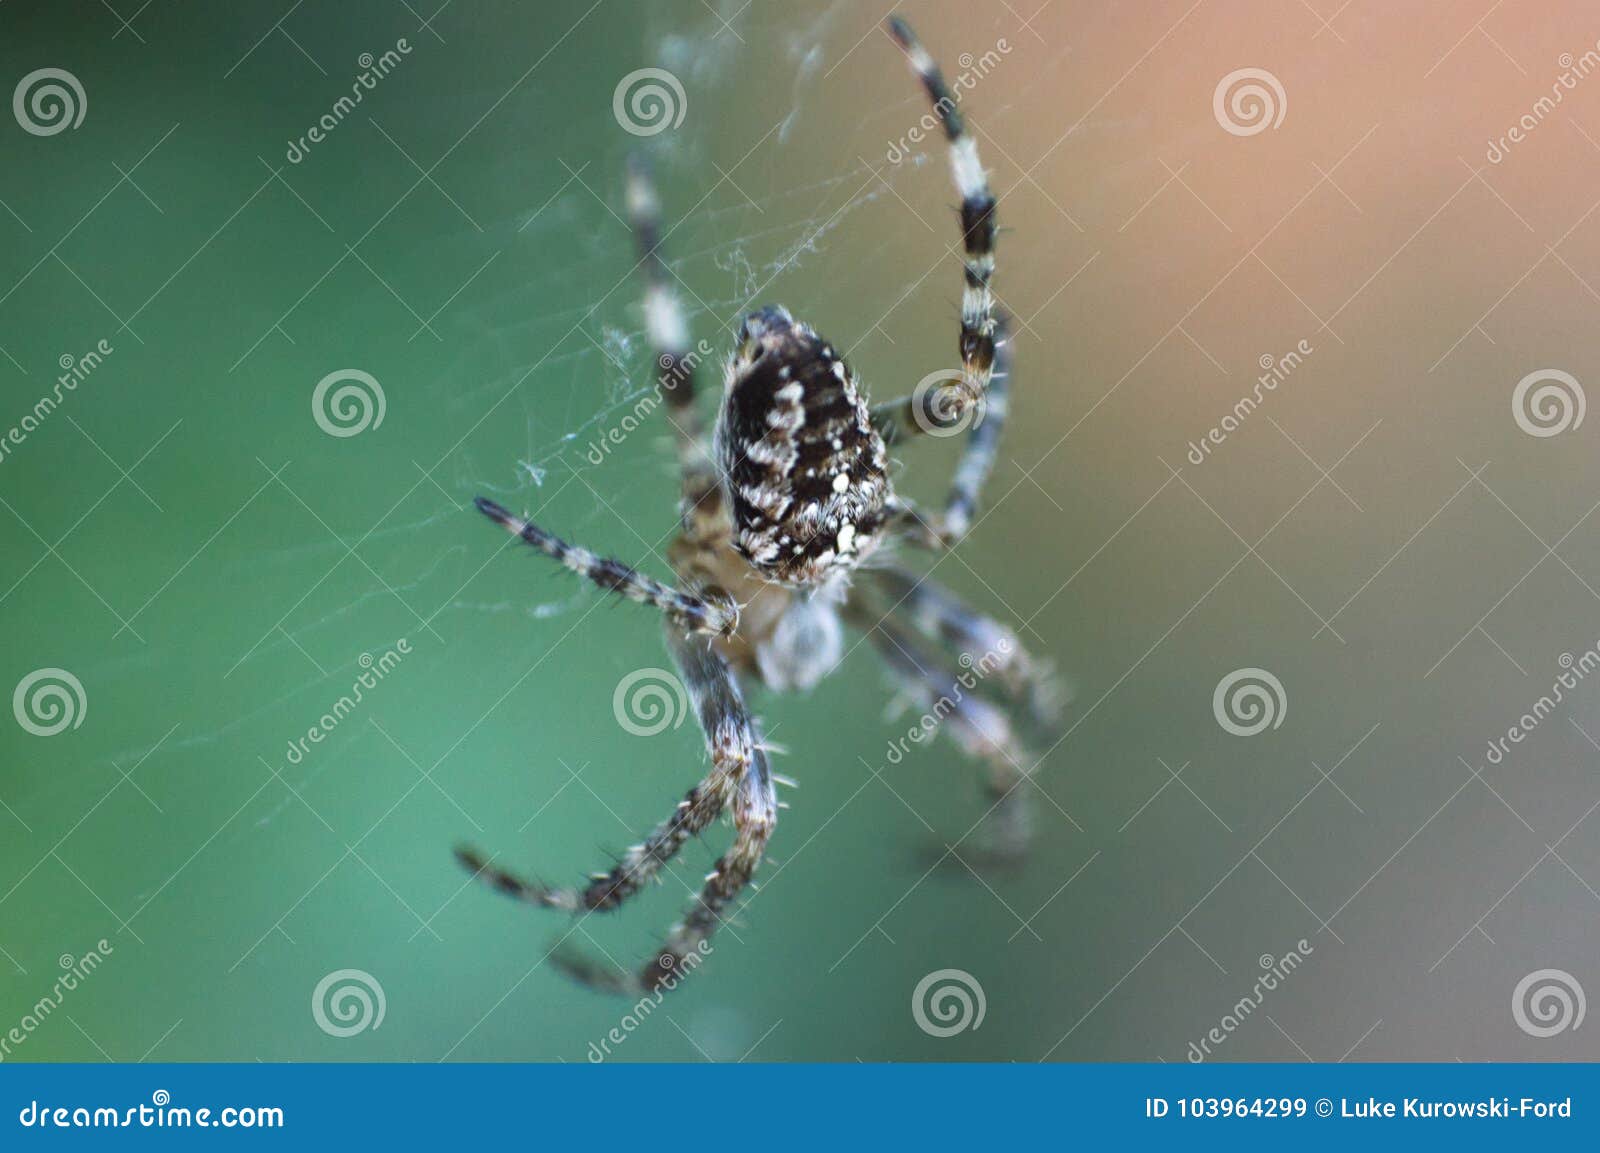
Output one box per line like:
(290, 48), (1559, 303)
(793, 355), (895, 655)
(458, 625), (775, 995)
(869, 16), (1007, 545)
(474, 498), (737, 637)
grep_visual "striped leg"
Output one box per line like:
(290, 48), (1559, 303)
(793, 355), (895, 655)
(626, 156), (723, 540)
(851, 605), (1034, 859)
(872, 316), (1011, 544)
(553, 633), (776, 995)
(868, 563), (1062, 729)
(458, 627), (771, 996)
(474, 497), (737, 637)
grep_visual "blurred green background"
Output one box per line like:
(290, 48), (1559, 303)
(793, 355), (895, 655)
(3, 0), (1600, 1062)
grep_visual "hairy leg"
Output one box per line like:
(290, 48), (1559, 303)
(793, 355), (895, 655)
(849, 603), (1033, 859)
(867, 562), (1062, 729)
(626, 156), (724, 540)
(474, 497), (737, 637)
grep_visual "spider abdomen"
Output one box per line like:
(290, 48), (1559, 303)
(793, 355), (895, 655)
(718, 306), (890, 586)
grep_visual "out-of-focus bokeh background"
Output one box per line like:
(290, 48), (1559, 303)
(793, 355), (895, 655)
(3, 0), (1600, 1062)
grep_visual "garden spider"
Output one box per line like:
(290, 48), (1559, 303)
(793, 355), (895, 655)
(458, 16), (1058, 994)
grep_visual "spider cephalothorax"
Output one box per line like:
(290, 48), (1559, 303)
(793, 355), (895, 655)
(459, 16), (1059, 995)
(718, 304), (891, 585)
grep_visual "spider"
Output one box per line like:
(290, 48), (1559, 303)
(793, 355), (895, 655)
(458, 16), (1059, 994)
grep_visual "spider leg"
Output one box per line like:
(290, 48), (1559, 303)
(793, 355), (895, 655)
(474, 497), (737, 637)
(871, 316), (1011, 546)
(458, 626), (775, 995)
(848, 602), (1034, 860)
(872, 17), (1003, 545)
(866, 563), (1063, 731)
(626, 156), (724, 541)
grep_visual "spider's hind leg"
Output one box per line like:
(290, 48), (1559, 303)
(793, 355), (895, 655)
(868, 563), (1064, 732)
(849, 603), (1035, 863)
